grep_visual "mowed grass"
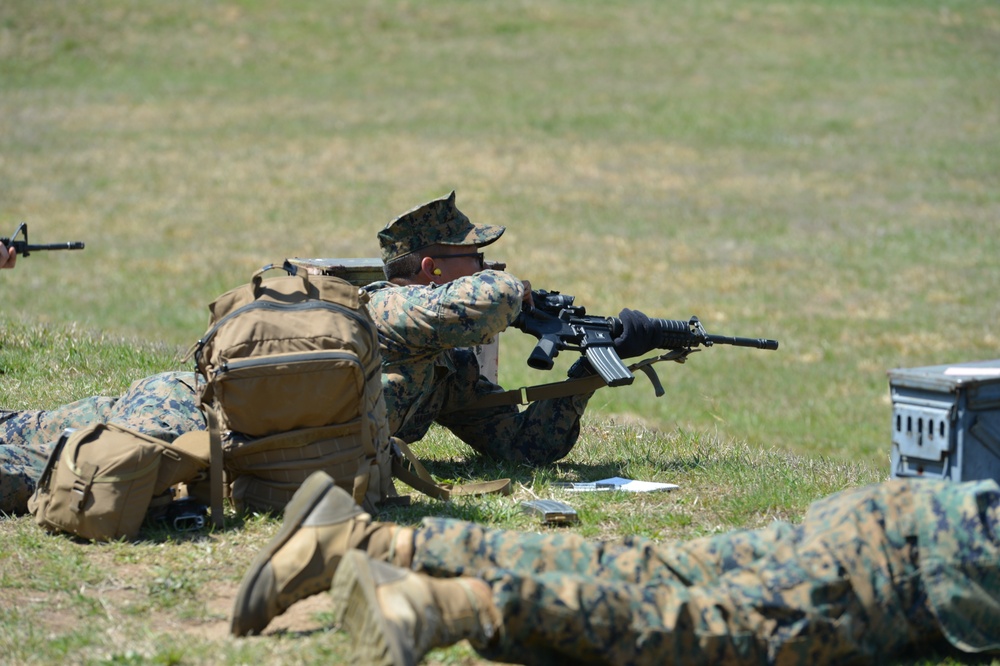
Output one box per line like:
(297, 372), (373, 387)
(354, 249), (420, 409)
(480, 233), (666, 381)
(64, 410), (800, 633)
(1, 1), (999, 664)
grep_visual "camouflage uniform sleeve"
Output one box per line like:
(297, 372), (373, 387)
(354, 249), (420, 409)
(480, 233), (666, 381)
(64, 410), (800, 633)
(367, 270), (524, 358)
(365, 273), (527, 441)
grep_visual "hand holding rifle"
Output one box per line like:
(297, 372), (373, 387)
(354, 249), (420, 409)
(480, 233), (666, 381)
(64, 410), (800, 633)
(0, 242), (14, 269)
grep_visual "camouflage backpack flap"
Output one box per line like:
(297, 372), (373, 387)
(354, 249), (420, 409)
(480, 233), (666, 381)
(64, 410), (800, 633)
(190, 261), (395, 515)
(27, 423), (208, 542)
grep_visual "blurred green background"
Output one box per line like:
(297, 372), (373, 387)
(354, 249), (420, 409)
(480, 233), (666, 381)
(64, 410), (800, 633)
(3, 0), (998, 465)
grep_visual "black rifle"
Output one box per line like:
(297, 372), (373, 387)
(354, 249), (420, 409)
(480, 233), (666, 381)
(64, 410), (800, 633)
(2, 223), (85, 258)
(511, 289), (779, 389)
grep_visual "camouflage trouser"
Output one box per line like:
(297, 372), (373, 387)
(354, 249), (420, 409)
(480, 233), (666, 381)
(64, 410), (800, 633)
(0, 371), (205, 514)
(399, 349), (591, 466)
(409, 479), (1000, 665)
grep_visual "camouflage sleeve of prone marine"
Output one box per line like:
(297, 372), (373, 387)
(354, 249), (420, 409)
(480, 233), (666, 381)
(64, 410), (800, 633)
(416, 479), (1000, 665)
(367, 270), (524, 358)
(0, 370), (204, 514)
(906, 477), (1000, 652)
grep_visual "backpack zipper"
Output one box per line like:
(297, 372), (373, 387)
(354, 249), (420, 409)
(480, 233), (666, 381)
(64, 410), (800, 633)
(218, 350), (362, 375)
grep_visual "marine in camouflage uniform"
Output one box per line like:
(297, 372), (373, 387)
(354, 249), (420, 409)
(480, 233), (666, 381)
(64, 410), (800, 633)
(400, 476), (982, 664)
(365, 269), (593, 466)
(231, 472), (1000, 664)
(0, 370), (204, 514)
(367, 191), (654, 466)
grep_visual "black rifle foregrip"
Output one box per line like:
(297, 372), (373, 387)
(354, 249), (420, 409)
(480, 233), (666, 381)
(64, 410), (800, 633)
(650, 318), (695, 349)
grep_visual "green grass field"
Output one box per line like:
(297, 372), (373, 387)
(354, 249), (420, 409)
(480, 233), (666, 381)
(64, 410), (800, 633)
(2, 1), (999, 663)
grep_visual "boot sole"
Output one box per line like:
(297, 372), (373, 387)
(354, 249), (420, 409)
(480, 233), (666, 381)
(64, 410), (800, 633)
(231, 471), (337, 636)
(331, 550), (411, 666)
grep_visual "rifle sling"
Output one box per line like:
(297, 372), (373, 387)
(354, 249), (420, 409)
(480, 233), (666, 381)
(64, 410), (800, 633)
(471, 374), (608, 409)
(470, 351), (694, 409)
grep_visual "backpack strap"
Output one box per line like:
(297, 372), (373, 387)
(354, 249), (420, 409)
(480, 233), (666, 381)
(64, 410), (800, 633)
(69, 460), (99, 513)
(250, 259), (307, 298)
(448, 477), (513, 497)
(33, 428), (75, 500)
(350, 459), (372, 507)
(206, 407), (226, 529)
(390, 438), (451, 500)
(390, 438), (511, 500)
(170, 419), (225, 529)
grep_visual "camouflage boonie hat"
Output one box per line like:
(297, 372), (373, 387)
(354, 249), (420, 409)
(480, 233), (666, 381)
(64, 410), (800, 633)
(378, 191), (505, 263)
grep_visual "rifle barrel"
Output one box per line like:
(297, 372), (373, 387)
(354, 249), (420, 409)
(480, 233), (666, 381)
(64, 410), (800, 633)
(707, 334), (779, 350)
(28, 242), (86, 251)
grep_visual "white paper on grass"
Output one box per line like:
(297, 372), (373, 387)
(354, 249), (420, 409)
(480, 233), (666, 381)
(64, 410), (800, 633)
(556, 477), (679, 493)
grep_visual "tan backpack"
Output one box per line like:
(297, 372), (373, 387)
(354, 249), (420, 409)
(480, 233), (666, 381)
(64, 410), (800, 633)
(189, 261), (396, 517)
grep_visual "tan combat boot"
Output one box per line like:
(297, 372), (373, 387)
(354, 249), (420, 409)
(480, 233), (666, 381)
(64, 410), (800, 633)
(230, 471), (412, 636)
(330, 549), (501, 666)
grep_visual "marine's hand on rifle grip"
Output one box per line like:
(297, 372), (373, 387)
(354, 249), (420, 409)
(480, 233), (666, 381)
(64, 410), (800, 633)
(520, 280), (533, 309)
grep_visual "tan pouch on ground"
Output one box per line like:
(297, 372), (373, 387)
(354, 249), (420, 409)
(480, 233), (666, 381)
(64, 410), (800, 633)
(28, 423), (207, 542)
